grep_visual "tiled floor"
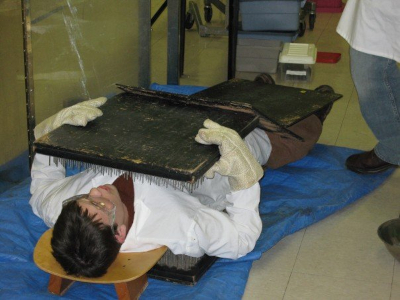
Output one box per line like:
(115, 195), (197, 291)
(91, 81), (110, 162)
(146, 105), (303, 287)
(150, 2), (399, 299)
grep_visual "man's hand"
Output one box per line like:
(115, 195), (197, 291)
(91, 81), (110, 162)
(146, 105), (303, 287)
(195, 119), (263, 191)
(34, 97), (107, 139)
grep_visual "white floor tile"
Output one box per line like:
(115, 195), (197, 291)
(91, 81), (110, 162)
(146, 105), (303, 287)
(254, 230), (305, 273)
(284, 273), (392, 300)
(294, 227), (395, 284)
(243, 271), (291, 300)
(391, 261), (400, 299)
(391, 284), (400, 300)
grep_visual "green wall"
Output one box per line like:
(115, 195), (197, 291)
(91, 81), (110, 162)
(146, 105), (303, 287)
(0, 2), (27, 166)
(0, 0), (140, 167)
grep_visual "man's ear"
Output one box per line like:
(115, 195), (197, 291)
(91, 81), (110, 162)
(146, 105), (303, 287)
(115, 225), (127, 244)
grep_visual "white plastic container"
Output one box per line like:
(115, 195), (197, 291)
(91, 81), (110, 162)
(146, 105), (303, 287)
(278, 43), (317, 81)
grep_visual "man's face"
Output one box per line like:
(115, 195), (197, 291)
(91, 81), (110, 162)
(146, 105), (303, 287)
(77, 185), (128, 229)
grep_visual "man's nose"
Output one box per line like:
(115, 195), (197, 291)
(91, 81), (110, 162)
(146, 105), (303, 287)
(89, 187), (102, 197)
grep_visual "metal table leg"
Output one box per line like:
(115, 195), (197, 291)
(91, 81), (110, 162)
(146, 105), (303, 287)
(167, 0), (181, 85)
(228, 0), (239, 79)
(139, 0), (151, 88)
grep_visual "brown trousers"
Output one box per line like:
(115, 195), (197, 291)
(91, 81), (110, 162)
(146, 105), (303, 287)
(265, 115), (322, 169)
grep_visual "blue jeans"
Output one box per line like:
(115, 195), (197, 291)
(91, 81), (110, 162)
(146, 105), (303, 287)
(350, 47), (400, 165)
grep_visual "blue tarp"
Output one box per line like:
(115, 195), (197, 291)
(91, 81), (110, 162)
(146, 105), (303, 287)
(0, 84), (394, 299)
(0, 150), (29, 195)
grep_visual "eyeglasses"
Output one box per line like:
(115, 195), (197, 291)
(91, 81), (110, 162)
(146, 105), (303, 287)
(62, 194), (116, 234)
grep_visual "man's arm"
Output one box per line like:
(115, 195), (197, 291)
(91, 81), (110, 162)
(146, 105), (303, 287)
(193, 119), (263, 258)
(34, 97), (107, 139)
(120, 178), (261, 259)
(30, 153), (102, 227)
(30, 97), (108, 227)
(191, 183), (262, 259)
(195, 119), (264, 191)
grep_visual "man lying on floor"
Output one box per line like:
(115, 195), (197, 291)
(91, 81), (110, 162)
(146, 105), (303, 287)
(30, 92), (330, 278)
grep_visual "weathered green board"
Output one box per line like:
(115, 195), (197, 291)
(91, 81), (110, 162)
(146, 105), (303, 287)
(34, 92), (258, 183)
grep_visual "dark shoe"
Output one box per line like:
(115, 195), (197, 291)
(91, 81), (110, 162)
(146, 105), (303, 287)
(315, 85), (335, 94)
(346, 150), (397, 174)
(254, 73), (275, 85)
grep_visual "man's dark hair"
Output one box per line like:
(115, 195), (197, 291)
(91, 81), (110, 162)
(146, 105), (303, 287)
(51, 201), (121, 278)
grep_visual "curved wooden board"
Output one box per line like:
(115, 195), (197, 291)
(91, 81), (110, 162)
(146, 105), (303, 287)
(33, 229), (167, 284)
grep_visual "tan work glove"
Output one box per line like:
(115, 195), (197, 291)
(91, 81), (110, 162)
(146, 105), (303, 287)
(34, 97), (107, 139)
(195, 119), (263, 191)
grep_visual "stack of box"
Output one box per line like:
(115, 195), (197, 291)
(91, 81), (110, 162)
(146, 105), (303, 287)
(240, 0), (302, 32)
(236, 0), (303, 79)
(236, 38), (282, 74)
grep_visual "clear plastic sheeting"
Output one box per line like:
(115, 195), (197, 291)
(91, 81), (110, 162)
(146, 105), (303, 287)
(0, 0), (141, 168)
(29, 0), (140, 123)
(0, 85), (394, 300)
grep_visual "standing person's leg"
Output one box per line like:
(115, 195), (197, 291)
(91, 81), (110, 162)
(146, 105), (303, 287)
(346, 47), (400, 173)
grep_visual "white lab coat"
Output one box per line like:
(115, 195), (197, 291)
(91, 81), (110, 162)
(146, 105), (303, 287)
(336, 0), (400, 62)
(30, 128), (271, 259)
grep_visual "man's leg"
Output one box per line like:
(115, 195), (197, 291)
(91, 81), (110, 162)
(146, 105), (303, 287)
(265, 115), (322, 169)
(253, 74), (331, 169)
(346, 47), (400, 173)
